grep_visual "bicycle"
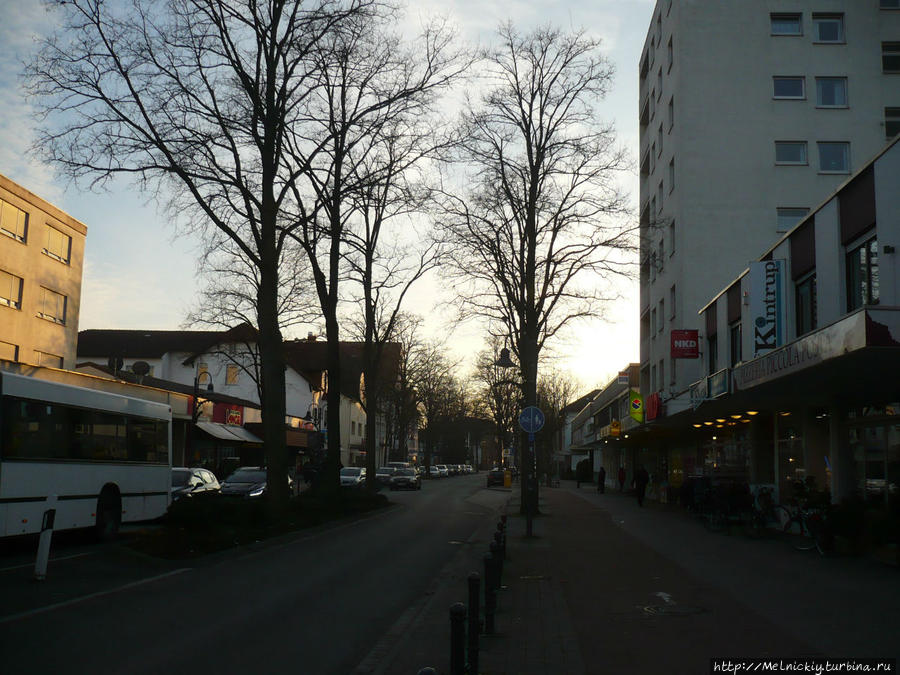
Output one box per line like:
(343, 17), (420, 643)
(744, 486), (778, 538)
(775, 480), (834, 556)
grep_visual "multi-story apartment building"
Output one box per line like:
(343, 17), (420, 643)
(0, 174), (87, 369)
(638, 1), (900, 416)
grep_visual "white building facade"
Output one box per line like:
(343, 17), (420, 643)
(639, 1), (900, 417)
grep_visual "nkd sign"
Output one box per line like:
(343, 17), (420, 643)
(749, 260), (786, 358)
(671, 329), (699, 359)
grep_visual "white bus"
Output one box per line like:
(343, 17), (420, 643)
(0, 371), (172, 539)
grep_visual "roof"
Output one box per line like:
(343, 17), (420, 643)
(562, 389), (601, 416)
(78, 329), (224, 359)
(284, 340), (401, 401)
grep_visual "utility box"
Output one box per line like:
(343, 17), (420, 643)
(504, 470), (512, 488)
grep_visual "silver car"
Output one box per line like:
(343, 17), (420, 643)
(340, 467), (366, 488)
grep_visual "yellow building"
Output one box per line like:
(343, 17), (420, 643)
(0, 173), (87, 369)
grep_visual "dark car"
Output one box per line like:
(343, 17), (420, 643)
(375, 467), (397, 487)
(220, 467), (291, 498)
(487, 468), (506, 487)
(390, 468), (421, 491)
(171, 467), (220, 501)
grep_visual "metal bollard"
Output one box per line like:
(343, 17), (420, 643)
(450, 602), (466, 675)
(483, 553), (496, 634)
(467, 573), (480, 674)
(494, 530), (505, 561)
(416, 669), (437, 675)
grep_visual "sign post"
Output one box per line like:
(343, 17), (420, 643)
(518, 406), (545, 537)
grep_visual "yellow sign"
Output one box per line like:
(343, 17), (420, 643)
(610, 420), (621, 437)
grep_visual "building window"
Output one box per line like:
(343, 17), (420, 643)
(776, 207), (809, 234)
(812, 14), (844, 43)
(668, 220), (675, 255)
(226, 364), (239, 385)
(795, 273), (817, 337)
(775, 141), (807, 165)
(651, 307), (657, 337)
(771, 13), (802, 36)
(667, 96), (674, 131)
(0, 340), (18, 362)
(773, 77), (805, 99)
(0, 199), (28, 242)
(658, 359), (665, 390)
(707, 335), (718, 375)
(729, 321), (742, 368)
(668, 158), (674, 192)
(667, 36), (673, 71)
(650, 144), (656, 173)
(669, 284), (676, 319)
(43, 226), (72, 264)
(885, 107), (900, 139)
(818, 142), (849, 173)
(882, 0), (900, 8)
(883, 43), (900, 73)
(657, 125), (663, 154)
(658, 239), (665, 269)
(35, 351), (64, 368)
(650, 197), (656, 221)
(657, 181), (663, 212)
(846, 238), (878, 311)
(651, 364), (657, 392)
(658, 299), (665, 333)
(650, 250), (657, 282)
(657, 68), (662, 99)
(815, 77), (848, 107)
(1, 269), (24, 310)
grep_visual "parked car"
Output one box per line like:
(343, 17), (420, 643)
(487, 468), (506, 487)
(171, 467), (220, 501)
(220, 467), (291, 498)
(340, 467), (366, 488)
(435, 464), (449, 477)
(390, 468), (421, 491)
(375, 467), (396, 487)
(426, 465), (442, 479)
(386, 461), (412, 471)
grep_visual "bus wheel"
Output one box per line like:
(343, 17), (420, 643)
(96, 488), (121, 542)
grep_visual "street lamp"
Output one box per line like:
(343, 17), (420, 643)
(192, 370), (214, 423)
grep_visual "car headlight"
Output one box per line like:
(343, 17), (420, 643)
(248, 485), (266, 497)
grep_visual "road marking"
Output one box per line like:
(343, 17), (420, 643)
(0, 552), (94, 574)
(0, 568), (191, 624)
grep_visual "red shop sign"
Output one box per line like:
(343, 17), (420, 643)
(671, 329), (699, 359)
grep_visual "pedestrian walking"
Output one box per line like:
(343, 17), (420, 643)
(597, 466), (606, 493)
(634, 465), (650, 506)
(617, 466), (626, 492)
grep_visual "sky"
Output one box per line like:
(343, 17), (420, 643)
(0, 0), (654, 393)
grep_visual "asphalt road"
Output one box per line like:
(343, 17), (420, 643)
(0, 473), (507, 675)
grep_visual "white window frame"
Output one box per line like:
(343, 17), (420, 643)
(812, 14), (844, 44)
(771, 13), (802, 36)
(1, 269), (23, 310)
(773, 76), (805, 100)
(38, 287), (67, 325)
(775, 141), (808, 165)
(776, 207), (810, 234)
(815, 77), (848, 108)
(817, 142), (850, 174)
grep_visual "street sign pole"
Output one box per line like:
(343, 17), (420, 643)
(519, 407), (545, 538)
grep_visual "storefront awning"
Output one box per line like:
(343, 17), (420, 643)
(196, 421), (263, 444)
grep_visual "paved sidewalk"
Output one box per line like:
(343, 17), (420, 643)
(370, 481), (898, 674)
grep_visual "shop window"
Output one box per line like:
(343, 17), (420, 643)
(729, 321), (742, 368)
(795, 272), (817, 336)
(846, 237), (878, 311)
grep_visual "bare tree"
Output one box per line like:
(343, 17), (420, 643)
(471, 339), (521, 468)
(439, 24), (634, 524)
(284, 8), (467, 489)
(535, 368), (579, 482)
(25, 0), (369, 506)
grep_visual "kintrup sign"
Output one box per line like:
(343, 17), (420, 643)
(749, 260), (786, 358)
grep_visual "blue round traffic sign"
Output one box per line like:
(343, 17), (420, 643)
(519, 406), (545, 433)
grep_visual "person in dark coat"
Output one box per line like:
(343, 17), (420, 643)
(617, 466), (626, 491)
(597, 466), (606, 493)
(634, 465), (650, 506)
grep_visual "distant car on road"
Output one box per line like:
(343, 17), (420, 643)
(220, 467), (290, 498)
(375, 467), (396, 487)
(171, 467), (220, 501)
(390, 468), (421, 491)
(340, 467), (366, 488)
(435, 464), (449, 478)
(487, 468), (506, 487)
